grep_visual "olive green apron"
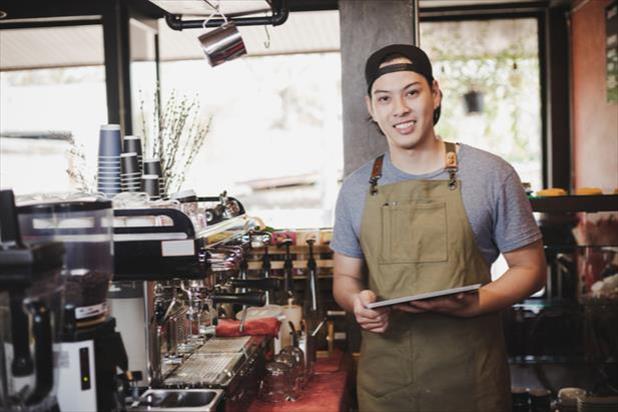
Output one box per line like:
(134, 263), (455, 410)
(357, 142), (511, 412)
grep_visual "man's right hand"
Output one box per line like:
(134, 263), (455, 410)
(353, 290), (390, 333)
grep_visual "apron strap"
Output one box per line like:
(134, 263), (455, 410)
(367, 142), (459, 194)
(369, 154), (385, 196)
(444, 141), (458, 190)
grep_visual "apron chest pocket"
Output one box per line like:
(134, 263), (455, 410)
(380, 201), (448, 264)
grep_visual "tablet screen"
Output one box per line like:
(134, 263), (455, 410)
(365, 283), (482, 309)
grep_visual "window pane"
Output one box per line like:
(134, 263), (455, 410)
(422, 18), (542, 190)
(138, 53), (343, 228)
(0, 25), (107, 195)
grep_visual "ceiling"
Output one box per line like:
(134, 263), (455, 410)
(0, 0), (561, 71)
(147, 0), (274, 17)
(0, 10), (341, 70)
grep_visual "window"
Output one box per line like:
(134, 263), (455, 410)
(0, 25), (107, 195)
(421, 18), (543, 284)
(136, 11), (343, 229)
(139, 53), (343, 228)
(422, 18), (542, 191)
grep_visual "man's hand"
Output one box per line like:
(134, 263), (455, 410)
(354, 290), (391, 333)
(394, 291), (479, 317)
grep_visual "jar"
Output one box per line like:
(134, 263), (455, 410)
(512, 386), (530, 412)
(529, 388), (551, 412)
(259, 361), (293, 403)
(280, 345), (306, 390)
(275, 352), (300, 398)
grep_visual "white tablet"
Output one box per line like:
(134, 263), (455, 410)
(365, 283), (482, 309)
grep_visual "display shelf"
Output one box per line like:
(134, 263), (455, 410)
(509, 355), (617, 365)
(529, 194), (618, 213)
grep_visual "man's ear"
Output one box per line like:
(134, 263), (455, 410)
(432, 80), (441, 109)
(365, 95), (374, 120)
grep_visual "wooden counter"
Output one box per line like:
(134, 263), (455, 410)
(248, 349), (353, 412)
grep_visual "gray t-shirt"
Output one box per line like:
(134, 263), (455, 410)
(331, 143), (542, 266)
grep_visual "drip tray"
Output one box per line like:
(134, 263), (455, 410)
(164, 353), (243, 387)
(197, 336), (251, 353)
(130, 389), (224, 411)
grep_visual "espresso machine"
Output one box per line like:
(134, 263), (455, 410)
(0, 189), (65, 412)
(110, 195), (279, 411)
(15, 194), (129, 412)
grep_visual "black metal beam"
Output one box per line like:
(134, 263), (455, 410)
(0, 0), (102, 20)
(530, 194), (618, 213)
(421, 1), (549, 17)
(0, 0), (164, 20)
(0, 18), (101, 30)
(102, 0), (133, 134)
(538, 13), (549, 189)
(288, 0), (337, 11)
(163, 0), (289, 30)
(545, 5), (571, 190)
(421, 10), (540, 22)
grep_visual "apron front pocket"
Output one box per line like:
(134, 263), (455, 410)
(380, 201), (448, 264)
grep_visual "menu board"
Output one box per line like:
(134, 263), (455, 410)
(607, 0), (618, 103)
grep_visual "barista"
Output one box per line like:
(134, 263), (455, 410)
(331, 44), (546, 411)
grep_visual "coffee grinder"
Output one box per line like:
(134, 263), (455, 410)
(0, 189), (65, 412)
(16, 194), (129, 411)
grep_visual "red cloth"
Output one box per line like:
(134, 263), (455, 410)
(215, 317), (280, 337)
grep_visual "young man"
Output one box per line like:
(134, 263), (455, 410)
(331, 44), (546, 411)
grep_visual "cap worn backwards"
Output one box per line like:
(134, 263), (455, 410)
(365, 44), (434, 95)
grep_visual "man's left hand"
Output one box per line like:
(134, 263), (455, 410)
(393, 291), (479, 317)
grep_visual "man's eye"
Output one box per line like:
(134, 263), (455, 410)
(378, 96), (390, 102)
(407, 90), (419, 96)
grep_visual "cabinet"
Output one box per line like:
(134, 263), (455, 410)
(505, 195), (618, 393)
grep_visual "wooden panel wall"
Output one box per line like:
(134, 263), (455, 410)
(571, 0), (618, 192)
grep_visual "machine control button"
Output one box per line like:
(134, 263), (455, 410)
(79, 347), (91, 390)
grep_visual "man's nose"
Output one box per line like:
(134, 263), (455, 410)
(393, 95), (410, 116)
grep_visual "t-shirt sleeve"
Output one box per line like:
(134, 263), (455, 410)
(492, 169), (543, 253)
(330, 185), (364, 259)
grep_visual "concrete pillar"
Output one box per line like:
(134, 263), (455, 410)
(339, 0), (418, 176)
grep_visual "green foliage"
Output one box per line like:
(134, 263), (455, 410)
(423, 19), (541, 168)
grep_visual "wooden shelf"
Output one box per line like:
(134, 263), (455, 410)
(247, 259), (333, 271)
(530, 194), (618, 213)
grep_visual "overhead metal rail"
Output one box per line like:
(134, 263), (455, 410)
(162, 0), (289, 31)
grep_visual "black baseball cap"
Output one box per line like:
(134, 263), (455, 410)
(365, 44), (434, 95)
(365, 44), (441, 125)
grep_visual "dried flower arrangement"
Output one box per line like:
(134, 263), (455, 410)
(66, 137), (96, 193)
(139, 89), (212, 196)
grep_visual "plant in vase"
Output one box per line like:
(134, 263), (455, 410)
(138, 88), (212, 197)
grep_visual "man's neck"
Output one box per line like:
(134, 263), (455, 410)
(389, 136), (445, 175)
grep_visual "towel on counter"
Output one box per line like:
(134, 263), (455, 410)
(215, 317), (281, 337)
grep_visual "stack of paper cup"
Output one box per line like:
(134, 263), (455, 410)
(141, 174), (161, 201)
(123, 136), (143, 174)
(143, 158), (164, 197)
(97, 124), (122, 197)
(120, 152), (140, 193)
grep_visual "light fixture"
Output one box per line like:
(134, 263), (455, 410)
(463, 90), (484, 114)
(198, 0), (247, 67)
